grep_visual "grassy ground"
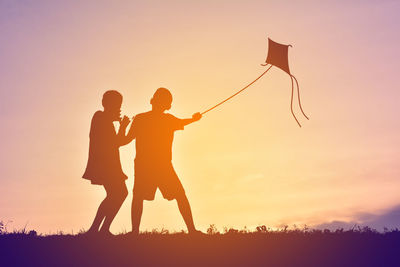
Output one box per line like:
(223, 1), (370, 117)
(1, 226), (400, 267)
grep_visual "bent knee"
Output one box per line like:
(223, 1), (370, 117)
(121, 186), (128, 198)
(115, 187), (128, 204)
(112, 185), (128, 203)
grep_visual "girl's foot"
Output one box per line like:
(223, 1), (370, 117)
(84, 227), (98, 236)
(99, 229), (115, 237)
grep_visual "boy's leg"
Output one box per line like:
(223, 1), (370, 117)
(176, 194), (196, 233)
(160, 165), (198, 233)
(100, 181), (128, 233)
(131, 195), (144, 233)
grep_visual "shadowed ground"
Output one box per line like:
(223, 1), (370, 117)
(1, 228), (400, 267)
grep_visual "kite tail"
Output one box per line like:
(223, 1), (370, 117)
(290, 76), (302, 127)
(291, 75), (309, 120)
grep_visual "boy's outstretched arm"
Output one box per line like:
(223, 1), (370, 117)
(181, 112), (202, 126)
(117, 116), (136, 146)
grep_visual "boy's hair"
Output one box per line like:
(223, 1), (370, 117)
(152, 87), (173, 103)
(102, 90), (123, 108)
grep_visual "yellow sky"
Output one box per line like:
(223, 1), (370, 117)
(1, 0), (400, 233)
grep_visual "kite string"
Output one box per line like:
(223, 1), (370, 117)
(290, 76), (302, 127)
(291, 75), (309, 120)
(201, 65), (273, 115)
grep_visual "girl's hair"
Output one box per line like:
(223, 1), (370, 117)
(102, 90), (122, 108)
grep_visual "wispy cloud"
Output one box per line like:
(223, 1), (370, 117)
(315, 204), (400, 231)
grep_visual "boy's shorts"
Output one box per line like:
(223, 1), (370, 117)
(133, 160), (185, 201)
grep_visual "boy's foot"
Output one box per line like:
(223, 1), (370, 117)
(127, 230), (139, 238)
(188, 229), (206, 236)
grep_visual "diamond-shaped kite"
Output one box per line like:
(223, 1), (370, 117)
(202, 38), (309, 127)
(262, 38), (292, 75)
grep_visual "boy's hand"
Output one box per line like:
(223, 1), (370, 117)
(192, 112), (202, 121)
(119, 115), (131, 128)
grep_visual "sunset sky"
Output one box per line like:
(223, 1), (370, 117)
(1, 0), (400, 234)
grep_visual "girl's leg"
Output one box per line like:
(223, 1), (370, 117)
(88, 186), (110, 232)
(100, 181), (128, 233)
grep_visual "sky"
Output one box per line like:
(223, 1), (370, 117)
(1, 0), (400, 234)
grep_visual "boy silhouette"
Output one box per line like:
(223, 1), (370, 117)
(123, 87), (202, 234)
(83, 90), (131, 236)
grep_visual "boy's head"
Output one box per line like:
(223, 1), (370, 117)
(102, 90), (122, 121)
(150, 87), (172, 111)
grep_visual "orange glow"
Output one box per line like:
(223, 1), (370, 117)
(1, 1), (400, 234)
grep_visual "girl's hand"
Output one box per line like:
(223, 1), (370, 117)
(120, 115), (131, 128)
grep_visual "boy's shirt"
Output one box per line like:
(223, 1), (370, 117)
(131, 111), (185, 163)
(83, 111), (127, 185)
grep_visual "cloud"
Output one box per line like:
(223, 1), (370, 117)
(315, 204), (400, 231)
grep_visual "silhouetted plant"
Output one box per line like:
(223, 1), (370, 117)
(334, 228), (344, 234)
(323, 229), (331, 234)
(207, 224), (219, 235)
(160, 227), (169, 235)
(29, 230), (37, 236)
(383, 227), (399, 233)
(256, 225), (268, 233)
(280, 225), (289, 233)
(227, 228), (239, 234)
(2, 223), (399, 237)
(0, 220), (12, 234)
(240, 226), (249, 233)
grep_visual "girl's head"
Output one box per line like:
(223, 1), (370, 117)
(102, 90), (123, 121)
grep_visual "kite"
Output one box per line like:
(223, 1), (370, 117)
(201, 38), (309, 127)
